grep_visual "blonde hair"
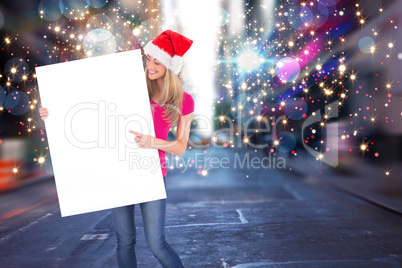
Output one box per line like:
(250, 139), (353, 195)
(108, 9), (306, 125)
(145, 67), (184, 125)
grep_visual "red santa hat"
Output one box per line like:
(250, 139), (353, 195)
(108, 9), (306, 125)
(144, 30), (193, 75)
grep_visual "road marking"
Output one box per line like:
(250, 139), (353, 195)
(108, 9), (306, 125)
(0, 213), (53, 242)
(233, 258), (400, 267)
(80, 234), (109, 240)
(221, 259), (229, 268)
(166, 209), (249, 228)
(236, 209), (249, 224)
(233, 262), (276, 267)
(283, 183), (305, 201)
(166, 222), (242, 228)
(175, 199), (277, 207)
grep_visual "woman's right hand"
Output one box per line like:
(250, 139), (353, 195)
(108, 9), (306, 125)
(39, 107), (49, 120)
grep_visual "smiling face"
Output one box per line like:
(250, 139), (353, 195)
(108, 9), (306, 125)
(145, 54), (166, 81)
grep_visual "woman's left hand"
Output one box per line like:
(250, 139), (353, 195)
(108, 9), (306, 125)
(129, 130), (154, 148)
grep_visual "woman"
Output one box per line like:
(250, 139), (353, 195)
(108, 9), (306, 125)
(40, 30), (194, 268)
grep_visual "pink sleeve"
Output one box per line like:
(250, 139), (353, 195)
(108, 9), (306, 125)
(181, 93), (194, 116)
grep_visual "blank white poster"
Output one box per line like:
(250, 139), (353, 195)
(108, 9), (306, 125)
(35, 49), (166, 217)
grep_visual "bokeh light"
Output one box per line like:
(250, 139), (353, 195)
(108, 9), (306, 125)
(358, 36), (375, 54)
(59, 0), (89, 20)
(4, 58), (30, 83)
(277, 131), (296, 153)
(0, 86), (6, 107)
(86, 14), (114, 33)
(275, 57), (300, 82)
(284, 97), (308, 120)
(85, 0), (109, 9)
(288, 5), (313, 30)
(38, 0), (62, 21)
(83, 29), (117, 57)
(4, 89), (30, 116)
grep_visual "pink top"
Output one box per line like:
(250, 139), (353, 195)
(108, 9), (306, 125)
(151, 91), (195, 177)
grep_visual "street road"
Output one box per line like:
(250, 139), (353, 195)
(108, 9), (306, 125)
(1, 148), (401, 267)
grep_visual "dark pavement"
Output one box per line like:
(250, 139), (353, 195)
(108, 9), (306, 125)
(1, 147), (402, 267)
(282, 150), (402, 214)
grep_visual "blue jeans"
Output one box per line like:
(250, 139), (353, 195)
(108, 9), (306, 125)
(110, 190), (184, 268)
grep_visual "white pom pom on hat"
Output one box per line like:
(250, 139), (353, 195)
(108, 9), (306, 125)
(144, 30), (193, 75)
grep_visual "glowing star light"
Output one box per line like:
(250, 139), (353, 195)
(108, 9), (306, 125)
(38, 157), (45, 164)
(133, 28), (140, 36)
(237, 51), (263, 71)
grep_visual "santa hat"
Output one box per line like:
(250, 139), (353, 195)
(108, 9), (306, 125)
(144, 30), (193, 75)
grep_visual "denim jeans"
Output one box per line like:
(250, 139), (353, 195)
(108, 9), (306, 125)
(110, 184), (184, 268)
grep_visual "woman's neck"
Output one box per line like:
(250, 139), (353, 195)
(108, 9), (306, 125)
(155, 77), (164, 91)
(153, 78), (164, 102)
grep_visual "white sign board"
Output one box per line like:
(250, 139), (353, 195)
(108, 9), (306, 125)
(35, 49), (166, 217)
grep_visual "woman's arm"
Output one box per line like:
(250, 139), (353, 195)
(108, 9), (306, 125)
(129, 112), (194, 155)
(154, 112), (193, 155)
